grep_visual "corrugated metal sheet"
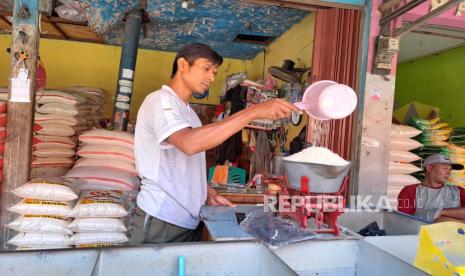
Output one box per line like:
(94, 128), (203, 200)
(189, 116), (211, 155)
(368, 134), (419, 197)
(307, 8), (362, 197)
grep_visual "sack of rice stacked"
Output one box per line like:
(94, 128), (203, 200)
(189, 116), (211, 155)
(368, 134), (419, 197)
(0, 100), (6, 186)
(65, 129), (139, 191)
(68, 190), (129, 248)
(446, 143), (465, 189)
(66, 87), (106, 129)
(6, 178), (78, 250)
(388, 124), (423, 209)
(0, 87), (8, 101)
(408, 117), (451, 147)
(32, 90), (86, 178)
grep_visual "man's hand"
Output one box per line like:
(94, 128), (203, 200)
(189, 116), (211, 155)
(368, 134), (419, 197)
(250, 98), (301, 120)
(207, 185), (236, 207)
(207, 193), (237, 207)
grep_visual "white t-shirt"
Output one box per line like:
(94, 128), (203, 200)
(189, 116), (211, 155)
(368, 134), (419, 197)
(134, 85), (207, 229)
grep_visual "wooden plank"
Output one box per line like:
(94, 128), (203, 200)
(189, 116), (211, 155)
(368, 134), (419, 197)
(279, 0), (364, 10)
(39, 21), (63, 37)
(57, 23), (103, 42)
(0, 15), (11, 26)
(0, 0), (40, 247)
(243, 0), (320, 11)
(50, 21), (69, 40)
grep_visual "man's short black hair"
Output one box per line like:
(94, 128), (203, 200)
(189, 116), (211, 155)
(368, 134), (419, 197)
(171, 43), (223, 78)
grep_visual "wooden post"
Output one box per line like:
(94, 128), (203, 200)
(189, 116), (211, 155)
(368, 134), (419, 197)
(0, 0), (39, 246)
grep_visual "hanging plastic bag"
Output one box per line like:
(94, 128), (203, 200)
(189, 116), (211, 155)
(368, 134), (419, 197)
(239, 210), (318, 248)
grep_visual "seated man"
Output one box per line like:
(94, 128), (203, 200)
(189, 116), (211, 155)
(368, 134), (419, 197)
(397, 154), (465, 222)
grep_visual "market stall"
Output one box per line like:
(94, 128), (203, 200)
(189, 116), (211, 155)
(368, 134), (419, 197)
(1, 0), (463, 275)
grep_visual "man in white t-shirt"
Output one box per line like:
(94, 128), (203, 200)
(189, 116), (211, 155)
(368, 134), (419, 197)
(132, 43), (299, 244)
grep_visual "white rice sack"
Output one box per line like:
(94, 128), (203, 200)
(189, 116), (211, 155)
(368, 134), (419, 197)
(389, 150), (421, 163)
(32, 157), (75, 168)
(7, 232), (71, 247)
(390, 137), (423, 151)
(68, 218), (127, 233)
(70, 232), (128, 246)
(69, 190), (129, 218)
(16, 245), (72, 250)
(388, 174), (421, 187)
(77, 144), (134, 164)
(33, 148), (75, 158)
(8, 199), (72, 217)
(34, 123), (76, 137)
(35, 113), (79, 126)
(79, 129), (134, 150)
(30, 167), (71, 179)
(283, 146), (349, 166)
(390, 124), (422, 138)
(7, 215), (72, 235)
(33, 135), (77, 147)
(37, 103), (79, 116)
(74, 158), (137, 176)
(65, 167), (139, 191)
(388, 162), (422, 175)
(12, 178), (79, 201)
(36, 90), (80, 106)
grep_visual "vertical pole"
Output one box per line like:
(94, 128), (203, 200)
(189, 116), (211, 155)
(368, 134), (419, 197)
(0, 0), (40, 246)
(112, 8), (142, 131)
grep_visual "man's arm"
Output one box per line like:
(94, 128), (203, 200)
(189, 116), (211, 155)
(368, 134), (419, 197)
(437, 207), (465, 220)
(168, 99), (298, 156)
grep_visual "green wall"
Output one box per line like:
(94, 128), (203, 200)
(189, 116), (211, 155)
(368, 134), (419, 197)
(395, 45), (465, 127)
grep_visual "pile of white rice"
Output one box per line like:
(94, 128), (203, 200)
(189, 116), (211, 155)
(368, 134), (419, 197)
(284, 146), (349, 166)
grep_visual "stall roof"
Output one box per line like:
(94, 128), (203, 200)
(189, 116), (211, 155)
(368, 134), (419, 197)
(0, 0), (309, 60)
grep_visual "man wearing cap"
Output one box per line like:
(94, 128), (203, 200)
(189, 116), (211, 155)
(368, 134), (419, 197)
(398, 154), (465, 222)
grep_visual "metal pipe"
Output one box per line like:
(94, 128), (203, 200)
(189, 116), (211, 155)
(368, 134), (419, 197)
(395, 0), (464, 38)
(379, 0), (427, 27)
(111, 8), (143, 131)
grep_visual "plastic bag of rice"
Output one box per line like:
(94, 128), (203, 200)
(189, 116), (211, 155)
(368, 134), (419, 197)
(12, 178), (79, 201)
(283, 146), (349, 166)
(7, 215), (72, 235)
(8, 199), (72, 217)
(70, 232), (128, 246)
(68, 218), (127, 233)
(7, 232), (71, 248)
(69, 190), (129, 218)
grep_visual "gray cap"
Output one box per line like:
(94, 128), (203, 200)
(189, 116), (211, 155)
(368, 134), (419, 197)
(424, 154), (464, 170)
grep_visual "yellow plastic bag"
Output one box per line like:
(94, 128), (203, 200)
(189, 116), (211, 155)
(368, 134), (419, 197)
(414, 222), (465, 275)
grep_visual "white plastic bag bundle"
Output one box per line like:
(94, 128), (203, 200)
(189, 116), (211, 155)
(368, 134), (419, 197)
(388, 162), (422, 175)
(389, 150), (421, 163)
(8, 199), (72, 217)
(12, 178), (79, 201)
(69, 190), (129, 218)
(391, 124), (422, 138)
(390, 137), (423, 151)
(7, 215), (72, 235)
(7, 232), (71, 247)
(68, 218), (127, 233)
(70, 232), (128, 246)
(388, 174), (421, 186)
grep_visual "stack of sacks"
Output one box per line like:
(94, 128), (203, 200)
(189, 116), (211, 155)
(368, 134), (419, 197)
(68, 190), (129, 247)
(6, 178), (78, 250)
(67, 87), (106, 129)
(32, 90), (87, 178)
(0, 101), (6, 185)
(65, 129), (139, 191)
(446, 145), (465, 188)
(388, 124), (423, 208)
(0, 87), (8, 100)
(449, 127), (465, 147)
(408, 117), (451, 147)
